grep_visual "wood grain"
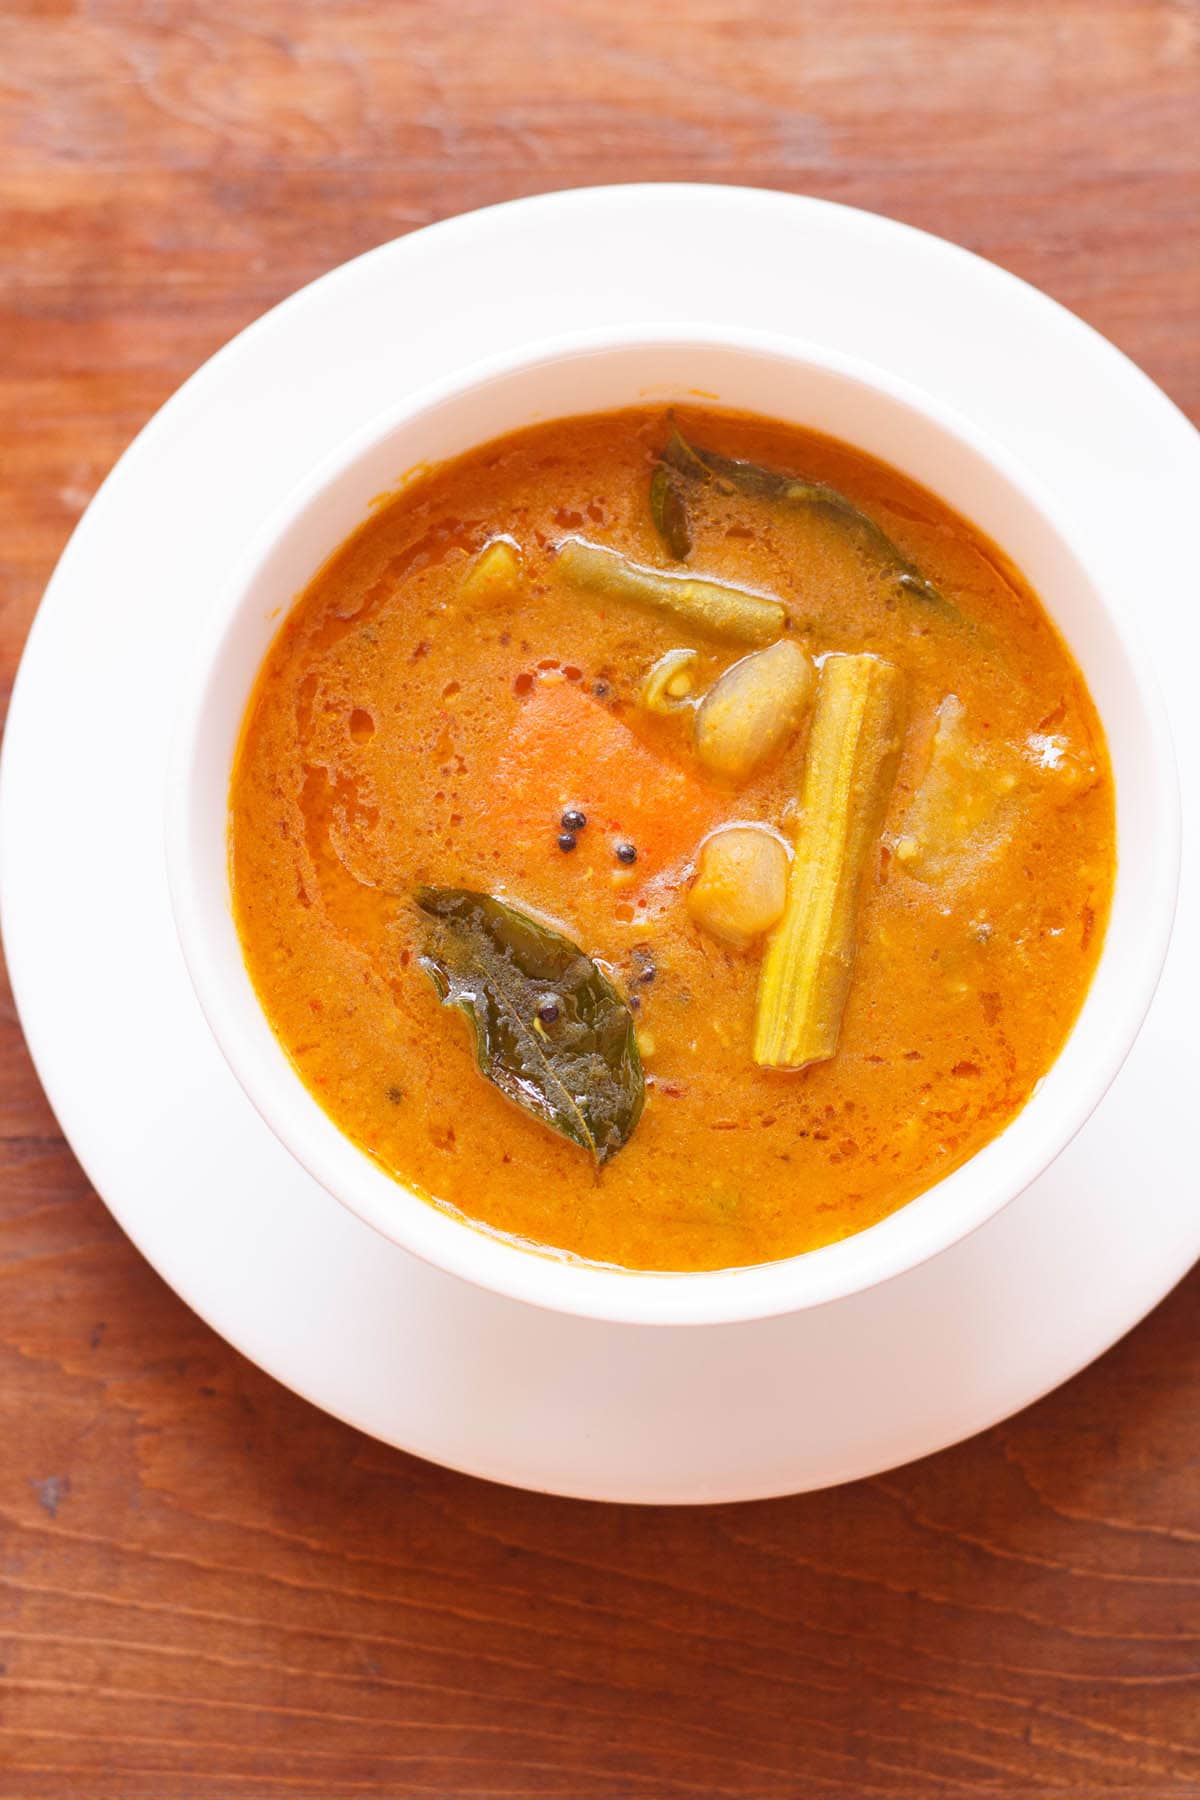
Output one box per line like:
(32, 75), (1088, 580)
(2, 1), (1198, 1793)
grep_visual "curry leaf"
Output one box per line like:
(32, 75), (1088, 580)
(649, 465), (693, 560)
(415, 888), (644, 1163)
(661, 426), (952, 612)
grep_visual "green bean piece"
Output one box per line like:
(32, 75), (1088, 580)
(555, 538), (786, 645)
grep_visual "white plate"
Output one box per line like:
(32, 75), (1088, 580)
(1, 185), (1196, 1503)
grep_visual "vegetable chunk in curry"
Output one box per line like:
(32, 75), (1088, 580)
(229, 406), (1115, 1272)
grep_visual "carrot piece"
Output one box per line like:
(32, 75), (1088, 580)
(491, 679), (720, 884)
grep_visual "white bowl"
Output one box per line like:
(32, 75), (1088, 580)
(166, 324), (1179, 1327)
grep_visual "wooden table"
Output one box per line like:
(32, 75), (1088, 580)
(2, 3), (1198, 1793)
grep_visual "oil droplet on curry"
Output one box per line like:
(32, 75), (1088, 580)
(229, 408), (1115, 1272)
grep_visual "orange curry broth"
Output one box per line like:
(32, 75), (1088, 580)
(229, 406), (1115, 1272)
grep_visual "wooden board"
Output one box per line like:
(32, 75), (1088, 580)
(1, 2), (1198, 1792)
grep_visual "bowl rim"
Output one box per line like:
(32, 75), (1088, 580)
(165, 320), (1181, 1327)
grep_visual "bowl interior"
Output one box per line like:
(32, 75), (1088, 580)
(167, 326), (1178, 1326)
